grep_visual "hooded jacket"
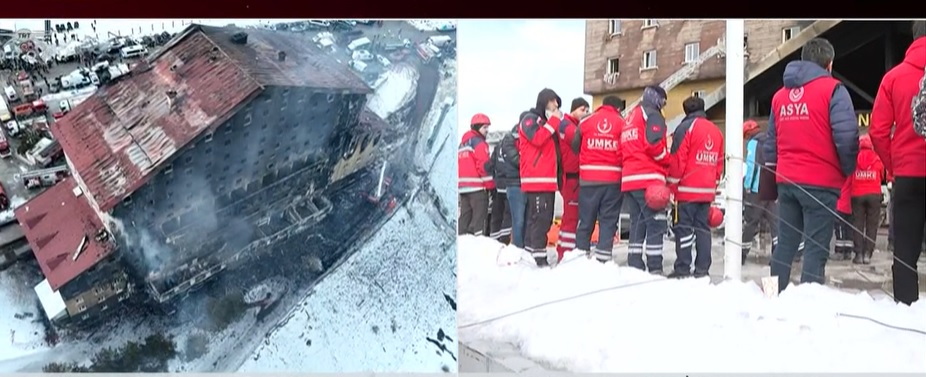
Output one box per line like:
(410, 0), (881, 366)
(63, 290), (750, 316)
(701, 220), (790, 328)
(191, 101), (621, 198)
(620, 87), (670, 192)
(850, 136), (884, 197)
(765, 60), (859, 190)
(517, 89), (563, 192)
(870, 37), (926, 177)
(492, 123), (522, 189)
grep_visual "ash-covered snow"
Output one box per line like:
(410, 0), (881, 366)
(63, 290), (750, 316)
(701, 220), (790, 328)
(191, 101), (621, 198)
(458, 236), (926, 373)
(367, 64), (419, 119)
(406, 20), (456, 32)
(0, 270), (47, 362)
(239, 201), (456, 372)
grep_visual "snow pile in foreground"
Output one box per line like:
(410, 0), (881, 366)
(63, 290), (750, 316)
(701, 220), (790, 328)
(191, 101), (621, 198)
(367, 64), (419, 120)
(0, 270), (48, 362)
(457, 236), (926, 373)
(406, 20), (456, 32)
(0, 196), (29, 223)
(239, 202), (457, 372)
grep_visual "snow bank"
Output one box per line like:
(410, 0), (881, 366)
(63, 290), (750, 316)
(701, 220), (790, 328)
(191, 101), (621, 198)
(458, 236), (926, 373)
(406, 20), (456, 32)
(239, 202), (456, 372)
(0, 196), (29, 223)
(366, 64), (419, 120)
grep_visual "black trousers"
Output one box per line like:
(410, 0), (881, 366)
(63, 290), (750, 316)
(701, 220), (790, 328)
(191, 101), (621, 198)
(458, 190), (489, 236)
(833, 212), (854, 254)
(850, 194), (881, 256)
(672, 201), (712, 275)
(743, 191), (779, 253)
(892, 177), (926, 305)
(575, 183), (623, 263)
(525, 192), (556, 266)
(489, 190), (512, 244)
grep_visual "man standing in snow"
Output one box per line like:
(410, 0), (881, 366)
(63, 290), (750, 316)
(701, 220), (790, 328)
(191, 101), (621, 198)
(571, 95), (625, 263)
(869, 21), (926, 305)
(498, 121), (527, 248)
(458, 113), (494, 236)
(621, 86), (671, 273)
(555, 98), (589, 262)
(666, 96), (724, 278)
(488, 130), (514, 245)
(765, 38), (859, 293)
(518, 89), (564, 267)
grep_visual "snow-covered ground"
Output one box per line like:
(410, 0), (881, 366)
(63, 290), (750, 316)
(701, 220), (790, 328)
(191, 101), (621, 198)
(0, 269), (47, 363)
(458, 236), (926, 373)
(0, 196), (29, 223)
(367, 64), (420, 120)
(0, 19), (300, 40)
(416, 60), (457, 216)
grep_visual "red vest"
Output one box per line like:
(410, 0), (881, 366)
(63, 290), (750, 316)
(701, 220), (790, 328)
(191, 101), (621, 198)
(559, 114), (580, 176)
(668, 118), (724, 202)
(578, 106), (624, 184)
(620, 107), (669, 191)
(850, 148), (884, 197)
(771, 77), (846, 189)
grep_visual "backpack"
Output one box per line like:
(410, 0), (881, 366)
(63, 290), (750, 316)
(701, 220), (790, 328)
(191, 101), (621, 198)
(914, 67), (926, 138)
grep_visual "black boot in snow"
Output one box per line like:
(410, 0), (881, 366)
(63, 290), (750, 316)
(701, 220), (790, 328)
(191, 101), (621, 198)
(862, 251), (872, 264)
(741, 249), (749, 266)
(852, 252), (864, 264)
(535, 257), (549, 267)
(667, 271), (691, 279)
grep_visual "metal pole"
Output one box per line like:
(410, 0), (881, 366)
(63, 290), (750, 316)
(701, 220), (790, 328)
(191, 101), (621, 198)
(724, 19), (746, 280)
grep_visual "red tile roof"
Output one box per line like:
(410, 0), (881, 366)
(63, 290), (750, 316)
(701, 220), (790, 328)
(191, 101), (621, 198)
(15, 178), (114, 291)
(51, 24), (371, 212)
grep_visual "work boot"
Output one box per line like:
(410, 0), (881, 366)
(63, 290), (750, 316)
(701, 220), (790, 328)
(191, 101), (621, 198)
(667, 270), (691, 279)
(535, 257), (549, 267)
(692, 271), (709, 279)
(852, 252), (864, 264)
(863, 251), (872, 264)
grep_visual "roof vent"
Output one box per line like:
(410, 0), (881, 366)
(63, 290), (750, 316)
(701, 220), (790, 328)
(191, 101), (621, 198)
(230, 32), (248, 45)
(278, 50), (286, 62)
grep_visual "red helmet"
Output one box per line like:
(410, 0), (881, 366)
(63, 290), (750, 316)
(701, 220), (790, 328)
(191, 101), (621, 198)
(470, 113), (491, 127)
(743, 120), (759, 137)
(708, 206), (724, 228)
(644, 185), (671, 211)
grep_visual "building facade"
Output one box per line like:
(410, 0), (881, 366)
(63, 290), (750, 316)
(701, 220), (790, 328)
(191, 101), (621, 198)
(584, 19), (809, 132)
(18, 24), (386, 327)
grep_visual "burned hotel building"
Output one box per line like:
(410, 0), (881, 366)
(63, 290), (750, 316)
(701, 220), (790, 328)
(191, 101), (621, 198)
(16, 24), (387, 326)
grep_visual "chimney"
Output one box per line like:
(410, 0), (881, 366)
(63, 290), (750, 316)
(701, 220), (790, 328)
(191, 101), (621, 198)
(278, 50), (286, 62)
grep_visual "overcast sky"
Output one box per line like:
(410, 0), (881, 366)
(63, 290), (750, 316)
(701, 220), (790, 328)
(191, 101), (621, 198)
(457, 19), (589, 137)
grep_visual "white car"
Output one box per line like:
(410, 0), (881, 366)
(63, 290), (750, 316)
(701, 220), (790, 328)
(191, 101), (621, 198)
(351, 50), (373, 62)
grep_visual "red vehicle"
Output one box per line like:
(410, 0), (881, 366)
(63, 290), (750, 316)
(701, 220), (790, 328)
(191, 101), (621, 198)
(31, 99), (47, 114)
(12, 103), (33, 119)
(0, 131), (10, 159)
(0, 182), (9, 211)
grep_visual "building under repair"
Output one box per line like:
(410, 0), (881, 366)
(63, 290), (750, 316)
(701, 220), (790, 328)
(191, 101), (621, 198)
(15, 24), (388, 327)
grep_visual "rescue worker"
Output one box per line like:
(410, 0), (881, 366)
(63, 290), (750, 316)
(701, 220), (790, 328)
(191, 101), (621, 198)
(850, 134), (884, 265)
(518, 89), (564, 266)
(458, 113), (494, 236)
(832, 179), (854, 261)
(488, 127), (516, 245)
(742, 120), (778, 264)
(621, 85), (671, 273)
(500, 120), (528, 248)
(555, 98), (589, 261)
(765, 38), (859, 293)
(666, 96), (724, 278)
(570, 95), (626, 263)
(870, 21), (926, 305)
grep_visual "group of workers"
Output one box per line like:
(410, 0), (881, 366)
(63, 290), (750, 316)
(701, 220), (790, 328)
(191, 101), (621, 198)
(459, 21), (926, 306)
(459, 87), (726, 277)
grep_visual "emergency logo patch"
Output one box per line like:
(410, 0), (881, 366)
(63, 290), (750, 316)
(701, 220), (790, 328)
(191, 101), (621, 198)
(789, 87), (804, 102)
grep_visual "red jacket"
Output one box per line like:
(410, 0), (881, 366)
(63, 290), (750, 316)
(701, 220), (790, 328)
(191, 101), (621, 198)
(769, 74), (850, 190)
(668, 112), (724, 202)
(837, 179), (852, 215)
(575, 105), (624, 184)
(620, 105), (670, 192)
(559, 114), (580, 178)
(870, 37), (926, 178)
(458, 130), (494, 192)
(851, 138), (884, 197)
(518, 110), (562, 192)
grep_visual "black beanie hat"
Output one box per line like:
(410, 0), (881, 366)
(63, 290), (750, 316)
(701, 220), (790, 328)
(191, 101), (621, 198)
(570, 98), (590, 112)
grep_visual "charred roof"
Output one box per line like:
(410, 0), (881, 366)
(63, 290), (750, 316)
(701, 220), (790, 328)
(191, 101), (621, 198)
(52, 24), (372, 212)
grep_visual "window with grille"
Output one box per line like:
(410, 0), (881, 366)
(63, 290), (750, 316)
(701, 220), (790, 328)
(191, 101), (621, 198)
(607, 58), (620, 75)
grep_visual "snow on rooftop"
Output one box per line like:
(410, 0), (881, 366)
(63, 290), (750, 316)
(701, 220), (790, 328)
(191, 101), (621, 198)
(407, 20), (456, 32)
(366, 64), (419, 120)
(33, 279), (66, 321)
(458, 236), (926, 373)
(239, 202), (456, 372)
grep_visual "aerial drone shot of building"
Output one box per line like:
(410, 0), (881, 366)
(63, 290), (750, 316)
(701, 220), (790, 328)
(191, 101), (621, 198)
(0, 18), (458, 372)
